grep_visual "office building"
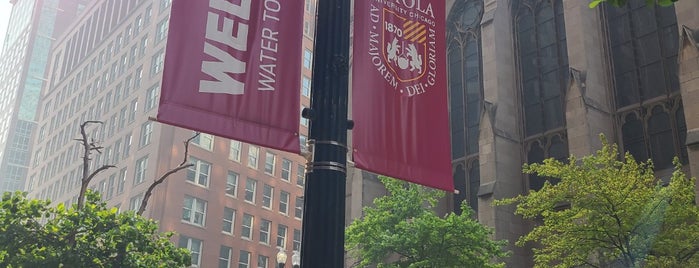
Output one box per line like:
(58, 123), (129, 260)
(25, 0), (316, 267)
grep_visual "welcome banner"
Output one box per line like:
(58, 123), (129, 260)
(352, 0), (453, 191)
(158, 0), (303, 153)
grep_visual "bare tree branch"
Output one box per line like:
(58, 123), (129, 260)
(137, 132), (200, 215)
(77, 120), (109, 210)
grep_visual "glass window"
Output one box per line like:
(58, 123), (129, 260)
(281, 159), (292, 181)
(229, 140), (242, 162)
(241, 214), (254, 239)
(259, 219), (271, 244)
(257, 255), (269, 268)
(276, 224), (288, 249)
(295, 197), (303, 219)
(182, 196), (207, 227)
(303, 49), (312, 69)
(296, 164), (305, 187)
(293, 229), (302, 251)
(262, 184), (273, 209)
(264, 152), (275, 175)
(187, 157), (211, 187)
(248, 146), (259, 169)
(139, 121), (153, 147)
(145, 84), (159, 111)
(193, 133), (214, 151)
(226, 171), (239, 197)
(279, 191), (289, 215)
(301, 76), (311, 97)
(238, 250), (251, 268)
(245, 178), (257, 203)
(129, 194), (143, 211)
(133, 156), (148, 185)
(178, 236), (202, 267)
(219, 246), (232, 268)
(222, 207), (236, 234)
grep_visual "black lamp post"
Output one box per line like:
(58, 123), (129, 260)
(300, 0), (351, 267)
(276, 247), (287, 268)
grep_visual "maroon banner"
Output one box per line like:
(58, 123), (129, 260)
(352, 0), (453, 191)
(158, 0), (303, 153)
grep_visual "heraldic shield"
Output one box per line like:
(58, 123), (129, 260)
(382, 8), (428, 83)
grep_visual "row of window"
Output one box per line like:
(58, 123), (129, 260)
(179, 232), (301, 268)
(198, 138), (308, 187)
(184, 176), (304, 220)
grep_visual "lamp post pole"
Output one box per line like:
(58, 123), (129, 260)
(300, 0), (351, 267)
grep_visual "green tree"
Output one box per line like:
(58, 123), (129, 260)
(497, 136), (699, 268)
(0, 191), (191, 268)
(345, 176), (508, 268)
(589, 0), (679, 8)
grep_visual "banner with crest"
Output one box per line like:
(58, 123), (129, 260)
(352, 0), (453, 191)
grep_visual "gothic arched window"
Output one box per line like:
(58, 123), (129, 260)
(607, 1), (687, 168)
(515, 0), (569, 137)
(447, 0), (483, 214)
(515, 0), (569, 190)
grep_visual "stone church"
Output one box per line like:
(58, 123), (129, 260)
(345, 0), (698, 266)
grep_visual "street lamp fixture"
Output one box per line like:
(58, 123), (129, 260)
(292, 250), (300, 268)
(276, 247), (287, 268)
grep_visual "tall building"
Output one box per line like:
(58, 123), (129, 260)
(443, 0), (699, 266)
(25, 0), (316, 267)
(0, 0), (88, 193)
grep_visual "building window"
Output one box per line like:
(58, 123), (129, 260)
(192, 133), (214, 151)
(262, 184), (273, 209)
(276, 224), (288, 249)
(239, 250), (251, 268)
(222, 207), (236, 234)
(303, 49), (313, 69)
(301, 76), (311, 97)
(447, 0), (483, 160)
(182, 196), (207, 227)
(139, 121), (153, 147)
(244, 178), (257, 203)
(281, 159), (292, 181)
(279, 191), (289, 215)
(515, 0), (568, 137)
(129, 99), (138, 122)
(145, 84), (159, 111)
(219, 246), (232, 268)
(293, 229), (302, 251)
(226, 171), (239, 197)
(156, 16), (169, 42)
(187, 157), (211, 187)
(259, 219), (271, 245)
(241, 213), (254, 239)
(134, 156), (148, 185)
(150, 49), (165, 76)
(264, 152), (275, 175)
(607, 3), (686, 168)
(229, 140), (242, 162)
(178, 236), (202, 267)
(248, 146), (259, 169)
(294, 197), (303, 219)
(300, 106), (309, 127)
(117, 168), (127, 194)
(296, 164), (305, 187)
(258, 255), (269, 268)
(129, 194), (143, 211)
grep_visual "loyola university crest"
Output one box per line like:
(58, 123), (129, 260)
(383, 8), (427, 82)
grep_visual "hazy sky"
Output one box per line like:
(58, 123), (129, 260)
(0, 2), (13, 52)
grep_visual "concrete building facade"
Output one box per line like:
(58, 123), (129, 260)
(24, 0), (316, 267)
(0, 0), (88, 193)
(442, 0), (699, 266)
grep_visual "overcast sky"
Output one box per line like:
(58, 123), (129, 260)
(0, 2), (13, 52)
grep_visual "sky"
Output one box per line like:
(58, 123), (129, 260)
(0, 2), (13, 52)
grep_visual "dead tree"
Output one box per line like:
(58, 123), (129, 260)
(136, 132), (198, 216)
(76, 121), (116, 209)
